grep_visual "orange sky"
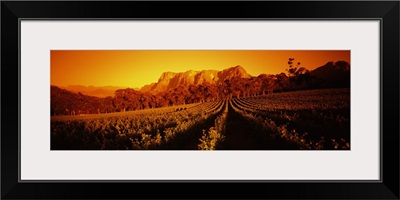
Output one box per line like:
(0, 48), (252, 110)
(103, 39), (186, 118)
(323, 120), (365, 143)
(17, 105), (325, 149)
(51, 50), (350, 88)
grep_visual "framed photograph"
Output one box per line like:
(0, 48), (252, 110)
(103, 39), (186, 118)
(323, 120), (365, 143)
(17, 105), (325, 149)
(2, 1), (399, 199)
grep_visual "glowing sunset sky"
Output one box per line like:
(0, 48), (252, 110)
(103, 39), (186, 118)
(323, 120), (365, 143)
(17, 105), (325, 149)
(51, 50), (350, 88)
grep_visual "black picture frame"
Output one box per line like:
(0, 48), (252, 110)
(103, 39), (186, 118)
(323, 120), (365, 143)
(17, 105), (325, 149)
(1, 1), (399, 199)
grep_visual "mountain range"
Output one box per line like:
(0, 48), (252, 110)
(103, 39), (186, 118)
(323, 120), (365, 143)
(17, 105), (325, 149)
(58, 61), (350, 97)
(141, 65), (251, 94)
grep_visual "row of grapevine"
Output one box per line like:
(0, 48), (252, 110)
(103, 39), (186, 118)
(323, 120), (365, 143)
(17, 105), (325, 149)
(198, 100), (229, 150)
(239, 88), (350, 111)
(229, 89), (350, 150)
(51, 102), (202, 121)
(51, 100), (225, 150)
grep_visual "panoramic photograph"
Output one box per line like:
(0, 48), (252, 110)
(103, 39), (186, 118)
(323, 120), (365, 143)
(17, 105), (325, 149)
(51, 50), (350, 150)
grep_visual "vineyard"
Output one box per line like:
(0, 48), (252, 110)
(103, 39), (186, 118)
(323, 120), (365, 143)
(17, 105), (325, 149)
(51, 88), (350, 150)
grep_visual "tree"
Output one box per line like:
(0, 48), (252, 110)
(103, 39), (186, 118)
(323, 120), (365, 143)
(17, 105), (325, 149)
(287, 58), (309, 78)
(113, 90), (127, 112)
(275, 73), (289, 92)
(188, 84), (202, 103)
(203, 83), (218, 102)
(258, 74), (276, 95)
(247, 77), (262, 96)
(155, 92), (168, 108)
(170, 86), (187, 105)
(286, 58), (312, 89)
(222, 80), (233, 99)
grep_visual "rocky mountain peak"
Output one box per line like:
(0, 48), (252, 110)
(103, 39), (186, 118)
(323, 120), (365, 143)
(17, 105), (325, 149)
(141, 66), (251, 94)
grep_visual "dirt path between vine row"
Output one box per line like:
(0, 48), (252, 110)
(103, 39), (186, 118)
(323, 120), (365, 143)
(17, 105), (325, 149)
(221, 101), (274, 150)
(220, 100), (300, 150)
